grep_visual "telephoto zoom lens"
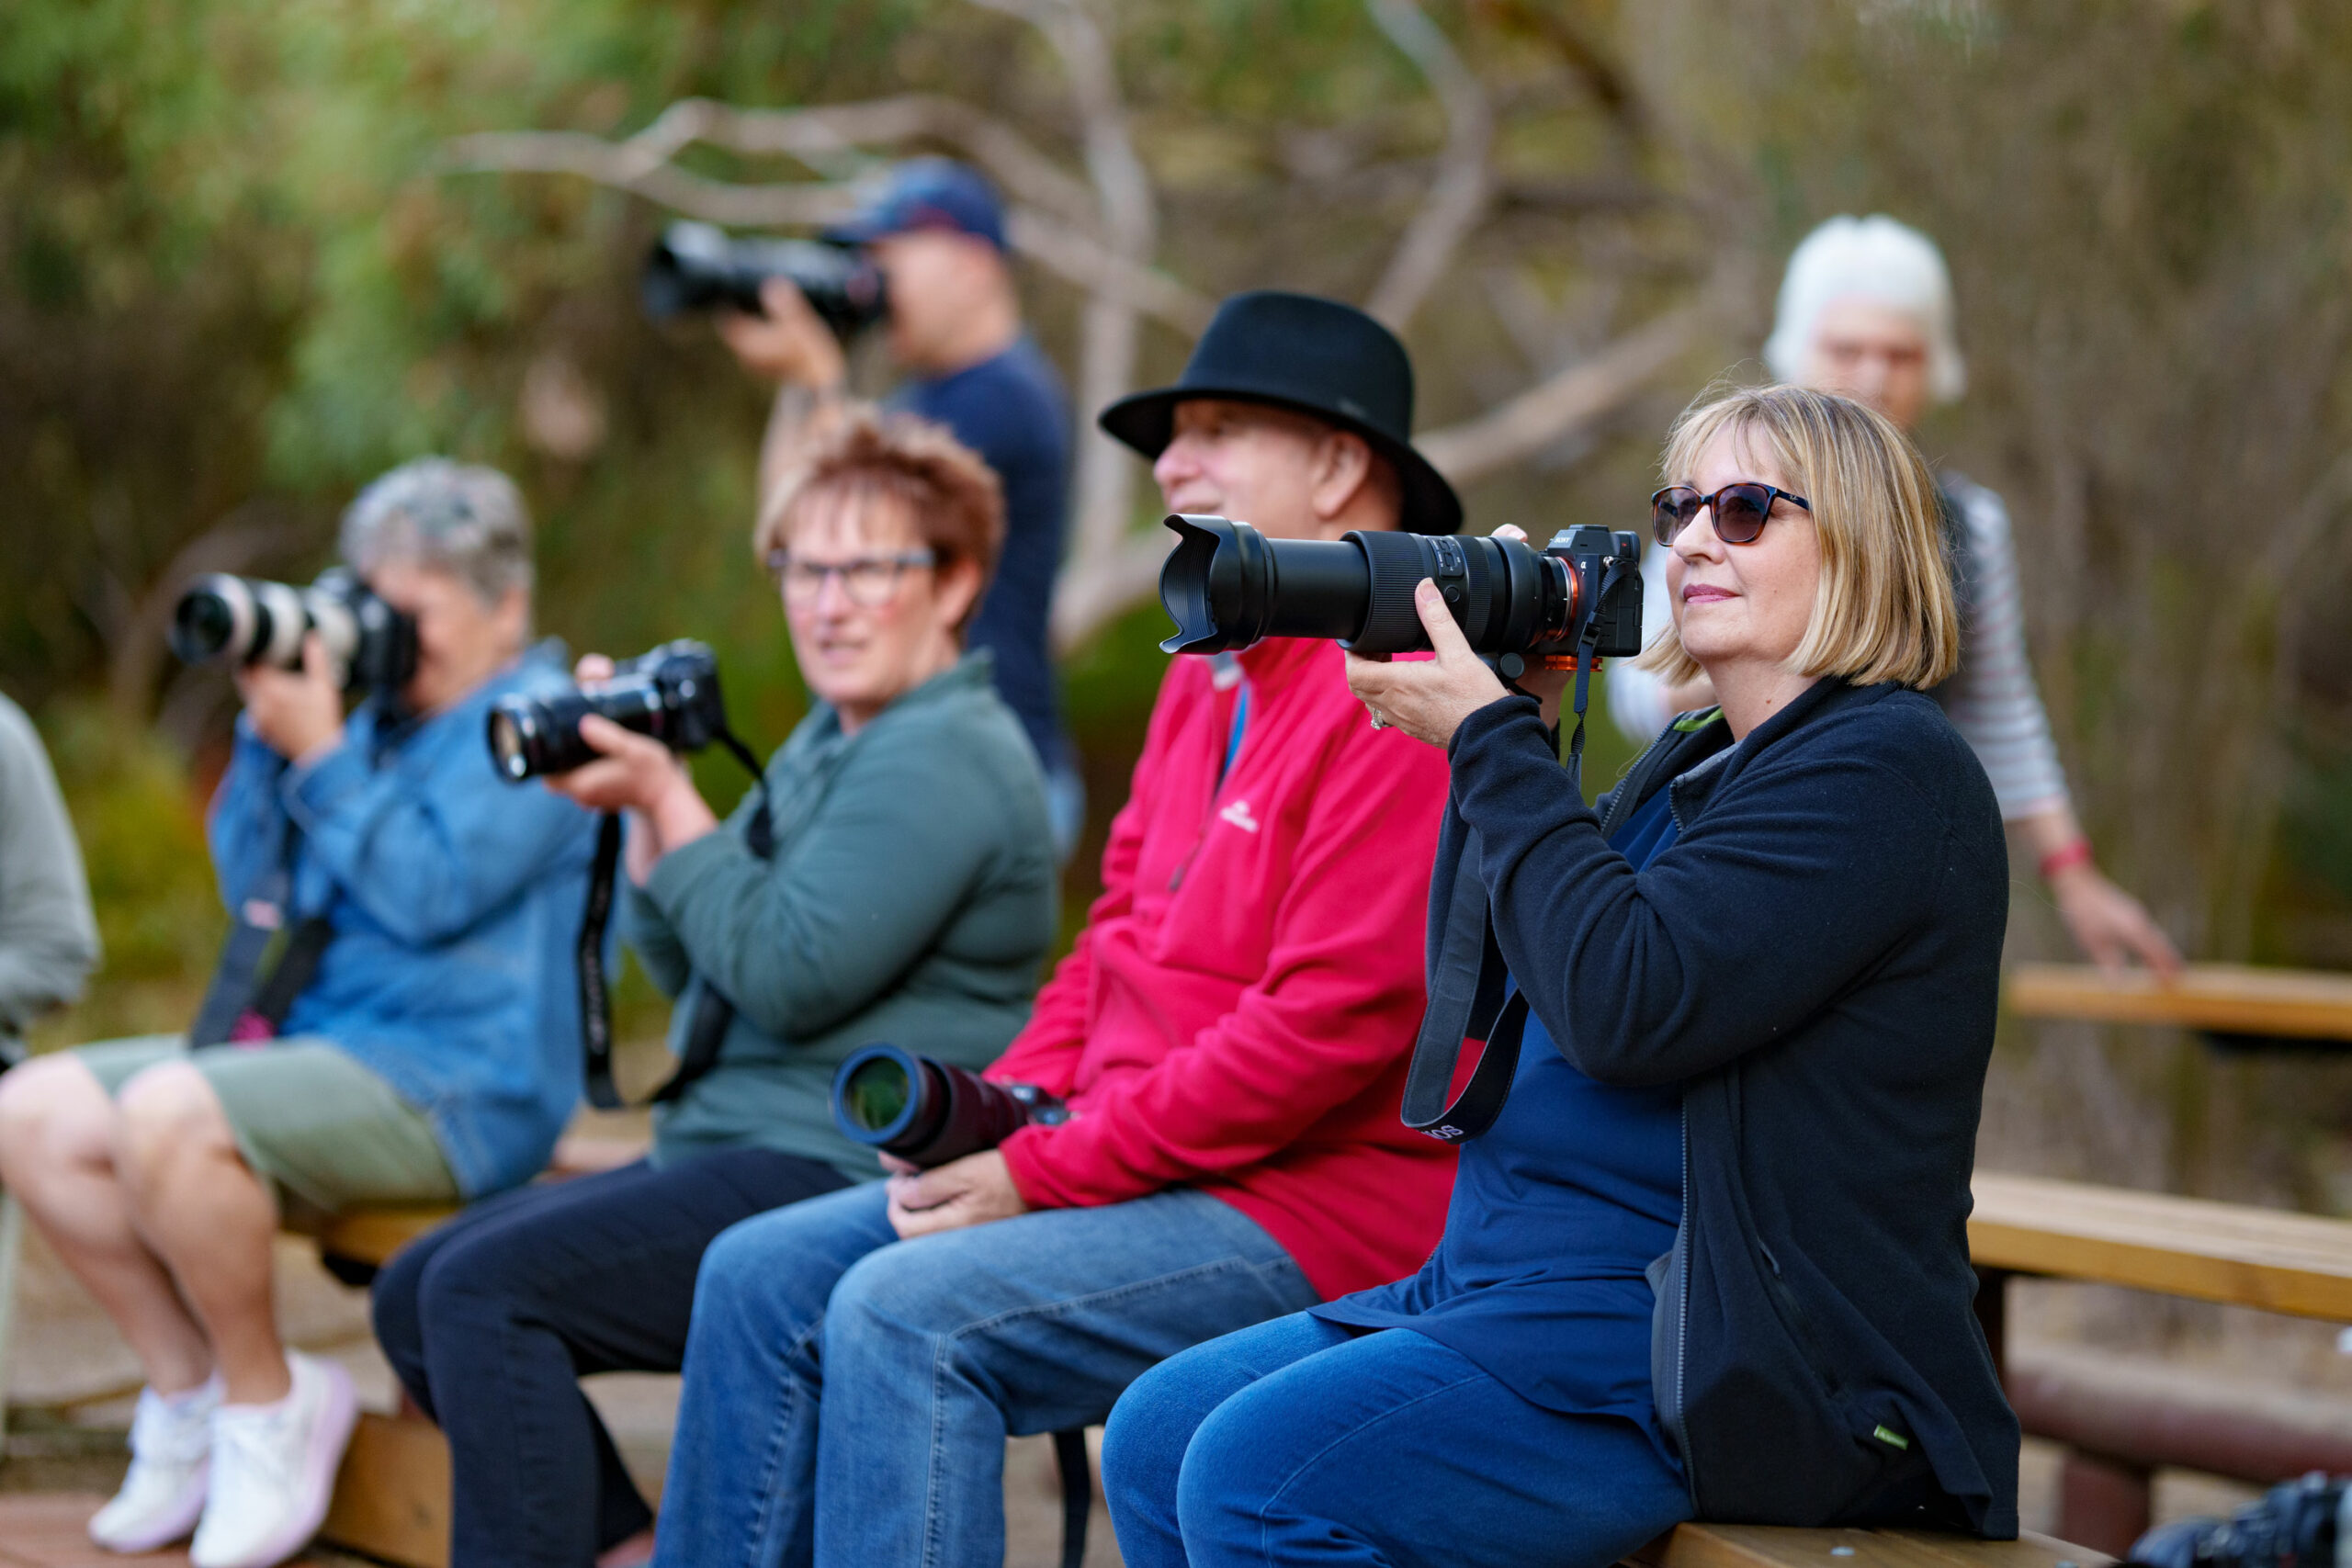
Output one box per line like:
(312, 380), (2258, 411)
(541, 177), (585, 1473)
(830, 1044), (1068, 1169)
(1155, 514), (1645, 660)
(168, 570), (417, 694)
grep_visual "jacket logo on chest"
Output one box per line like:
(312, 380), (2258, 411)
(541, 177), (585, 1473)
(1218, 799), (1261, 833)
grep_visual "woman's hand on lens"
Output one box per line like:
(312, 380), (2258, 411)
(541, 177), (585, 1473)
(541, 715), (684, 813)
(1344, 581), (1511, 750)
(236, 634), (346, 763)
(573, 653), (616, 683)
(885, 1149), (1029, 1240)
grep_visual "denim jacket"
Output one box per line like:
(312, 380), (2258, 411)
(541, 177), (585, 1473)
(208, 643), (600, 1198)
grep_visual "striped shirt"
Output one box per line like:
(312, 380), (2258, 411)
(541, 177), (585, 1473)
(1607, 470), (2070, 820)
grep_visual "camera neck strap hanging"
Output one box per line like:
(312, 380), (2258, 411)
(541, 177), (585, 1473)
(190, 818), (334, 1049)
(578, 726), (773, 1111)
(1400, 553), (1634, 1143)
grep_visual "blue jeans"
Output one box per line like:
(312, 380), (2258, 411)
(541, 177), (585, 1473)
(1102, 1313), (1693, 1568)
(649, 1181), (1318, 1568)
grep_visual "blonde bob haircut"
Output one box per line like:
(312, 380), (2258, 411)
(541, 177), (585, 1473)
(1634, 383), (1959, 691)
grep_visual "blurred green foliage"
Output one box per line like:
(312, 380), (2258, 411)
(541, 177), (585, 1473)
(39, 700), (222, 983)
(7, 0), (2352, 1077)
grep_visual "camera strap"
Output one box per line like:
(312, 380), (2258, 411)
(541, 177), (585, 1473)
(1400, 553), (1635, 1142)
(1399, 807), (1521, 1143)
(190, 821), (334, 1049)
(578, 728), (774, 1111)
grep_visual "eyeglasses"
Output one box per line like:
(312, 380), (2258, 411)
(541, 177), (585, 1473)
(768, 547), (937, 608)
(1649, 482), (1811, 547)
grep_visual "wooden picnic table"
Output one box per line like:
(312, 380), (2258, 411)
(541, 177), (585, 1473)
(2005, 962), (2352, 1045)
(1969, 1170), (2352, 1322)
(1967, 1169), (2352, 1553)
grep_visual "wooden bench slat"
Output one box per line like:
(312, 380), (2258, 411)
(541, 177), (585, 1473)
(1969, 1172), (2352, 1319)
(1634, 1524), (2109, 1568)
(2006, 962), (2352, 1041)
(315, 1205), (459, 1269)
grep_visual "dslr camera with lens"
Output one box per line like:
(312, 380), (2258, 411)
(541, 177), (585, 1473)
(1157, 513), (1644, 672)
(2131, 1472), (2352, 1568)
(831, 1043), (1069, 1170)
(170, 570), (419, 694)
(642, 220), (888, 339)
(486, 639), (728, 783)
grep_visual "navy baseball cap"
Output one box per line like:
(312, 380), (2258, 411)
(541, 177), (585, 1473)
(825, 159), (1007, 252)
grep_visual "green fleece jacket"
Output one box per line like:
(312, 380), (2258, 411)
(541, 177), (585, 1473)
(623, 653), (1057, 1180)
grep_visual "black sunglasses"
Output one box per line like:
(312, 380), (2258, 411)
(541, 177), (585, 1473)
(1650, 482), (1811, 547)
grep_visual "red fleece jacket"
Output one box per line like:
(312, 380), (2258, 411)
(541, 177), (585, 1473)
(989, 637), (1457, 1299)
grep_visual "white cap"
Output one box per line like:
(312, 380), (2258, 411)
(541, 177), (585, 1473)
(1762, 215), (1966, 405)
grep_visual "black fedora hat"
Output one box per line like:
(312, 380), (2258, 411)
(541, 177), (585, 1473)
(1098, 290), (1463, 535)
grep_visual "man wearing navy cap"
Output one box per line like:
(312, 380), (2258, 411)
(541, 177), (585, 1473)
(720, 158), (1081, 854)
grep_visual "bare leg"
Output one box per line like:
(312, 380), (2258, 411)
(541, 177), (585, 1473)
(114, 1063), (289, 1405)
(0, 1055), (215, 1395)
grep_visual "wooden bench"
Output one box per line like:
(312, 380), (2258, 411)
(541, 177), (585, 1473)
(2006, 962), (2352, 1049)
(313, 1202), (462, 1568)
(1968, 1170), (2352, 1553)
(313, 1134), (645, 1568)
(1631, 1522), (2109, 1568)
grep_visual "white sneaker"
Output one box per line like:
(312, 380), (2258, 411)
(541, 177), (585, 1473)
(89, 1377), (221, 1552)
(188, 1352), (358, 1568)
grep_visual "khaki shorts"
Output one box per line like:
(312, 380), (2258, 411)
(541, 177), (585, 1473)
(74, 1036), (458, 1224)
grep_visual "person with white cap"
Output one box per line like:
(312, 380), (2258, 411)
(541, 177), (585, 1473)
(1611, 215), (2178, 975)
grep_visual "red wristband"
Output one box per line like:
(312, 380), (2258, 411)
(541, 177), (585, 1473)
(2038, 839), (2095, 880)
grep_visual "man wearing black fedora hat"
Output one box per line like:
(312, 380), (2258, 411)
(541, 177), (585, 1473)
(1100, 288), (1463, 538)
(645, 292), (1463, 1568)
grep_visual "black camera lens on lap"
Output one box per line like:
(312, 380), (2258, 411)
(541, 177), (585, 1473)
(1155, 513), (1645, 672)
(169, 570), (419, 694)
(641, 221), (888, 339)
(831, 1043), (1069, 1170)
(2131, 1473), (2350, 1568)
(485, 639), (729, 783)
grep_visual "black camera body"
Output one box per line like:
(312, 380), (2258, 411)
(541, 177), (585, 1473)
(169, 569), (419, 694)
(1157, 514), (1645, 665)
(486, 639), (728, 783)
(831, 1043), (1069, 1170)
(2132, 1472), (2349, 1568)
(641, 220), (888, 339)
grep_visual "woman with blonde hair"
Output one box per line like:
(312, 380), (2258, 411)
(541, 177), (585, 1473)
(1614, 214), (2177, 975)
(1102, 385), (2018, 1566)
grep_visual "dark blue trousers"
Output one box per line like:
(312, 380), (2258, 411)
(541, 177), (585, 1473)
(369, 1150), (851, 1568)
(1102, 1311), (1692, 1568)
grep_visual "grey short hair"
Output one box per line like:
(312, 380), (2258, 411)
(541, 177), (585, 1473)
(1763, 215), (1967, 406)
(339, 458), (535, 605)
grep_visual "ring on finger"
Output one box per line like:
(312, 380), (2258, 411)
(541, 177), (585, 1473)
(1366, 705), (1390, 730)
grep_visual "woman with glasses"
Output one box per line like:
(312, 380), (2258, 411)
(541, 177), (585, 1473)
(1613, 215), (2177, 976)
(369, 409), (1057, 1568)
(1102, 385), (2018, 1566)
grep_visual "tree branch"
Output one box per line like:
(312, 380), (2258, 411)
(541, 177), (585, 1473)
(603, 94), (1102, 231)
(965, 0), (1162, 631)
(1363, 0), (1494, 331)
(440, 120), (1208, 335)
(1417, 305), (1703, 486)
(439, 130), (857, 226)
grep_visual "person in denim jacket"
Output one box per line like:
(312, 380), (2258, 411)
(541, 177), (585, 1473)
(0, 459), (599, 1568)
